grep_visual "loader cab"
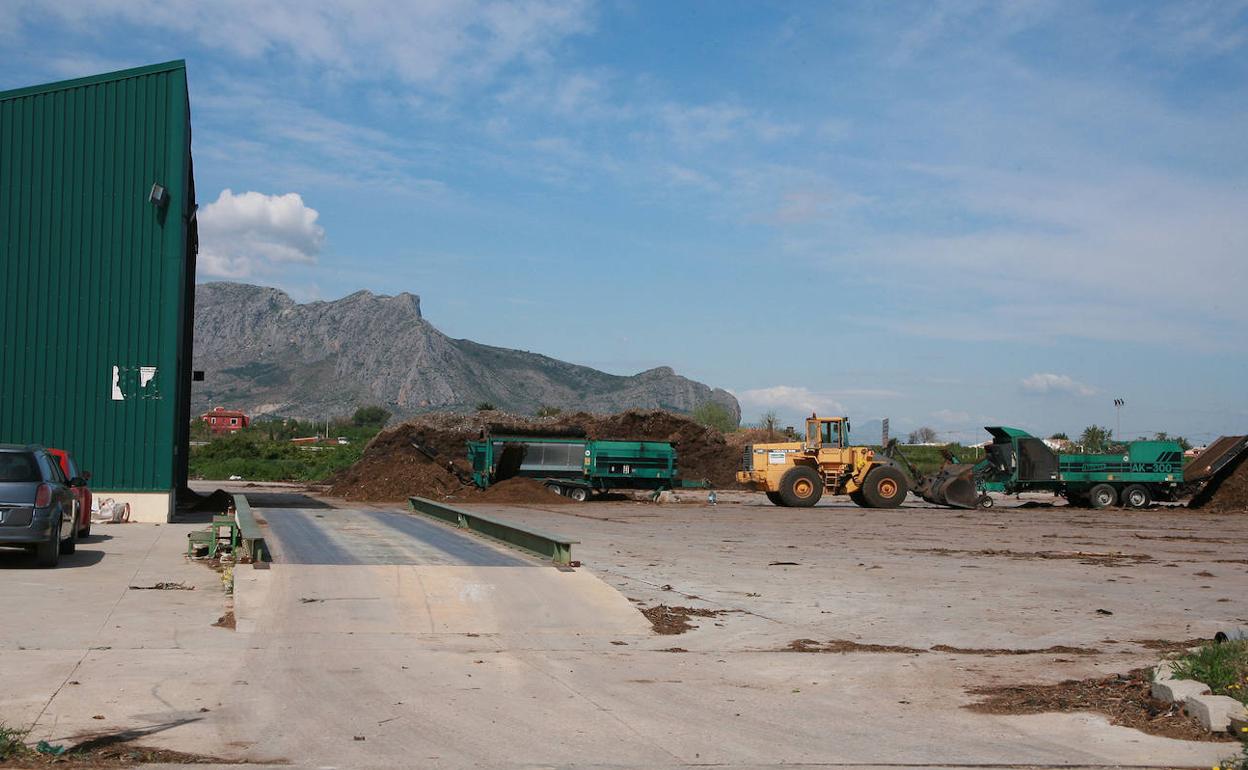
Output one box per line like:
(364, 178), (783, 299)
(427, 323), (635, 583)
(805, 415), (849, 451)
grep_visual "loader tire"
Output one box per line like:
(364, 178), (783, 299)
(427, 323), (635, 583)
(765, 491), (786, 507)
(778, 466), (823, 508)
(849, 490), (868, 507)
(860, 466), (908, 508)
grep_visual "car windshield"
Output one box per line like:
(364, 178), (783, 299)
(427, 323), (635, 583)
(0, 452), (40, 482)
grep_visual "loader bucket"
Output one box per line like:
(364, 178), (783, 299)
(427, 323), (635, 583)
(916, 464), (979, 509)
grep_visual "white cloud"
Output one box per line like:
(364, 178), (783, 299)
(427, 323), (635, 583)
(932, 408), (971, 423)
(16, 0), (592, 91)
(1020, 373), (1096, 397)
(198, 189), (325, 279)
(658, 102), (800, 149)
(736, 386), (846, 418)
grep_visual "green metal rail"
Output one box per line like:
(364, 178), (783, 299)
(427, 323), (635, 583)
(408, 497), (577, 566)
(232, 495), (270, 562)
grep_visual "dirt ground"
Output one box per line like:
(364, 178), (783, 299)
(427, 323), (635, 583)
(460, 491), (1247, 750)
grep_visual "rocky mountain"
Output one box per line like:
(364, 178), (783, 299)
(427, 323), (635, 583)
(191, 282), (741, 423)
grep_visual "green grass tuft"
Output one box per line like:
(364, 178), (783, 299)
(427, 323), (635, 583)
(1171, 639), (1248, 706)
(0, 723), (31, 761)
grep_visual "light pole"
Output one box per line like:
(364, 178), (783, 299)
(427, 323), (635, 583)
(1113, 398), (1125, 439)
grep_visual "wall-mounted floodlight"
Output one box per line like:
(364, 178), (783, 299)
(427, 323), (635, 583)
(149, 183), (169, 208)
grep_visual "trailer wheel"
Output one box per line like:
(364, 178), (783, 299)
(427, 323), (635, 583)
(1089, 484), (1117, 509)
(976, 495), (994, 509)
(861, 466), (908, 508)
(765, 491), (786, 507)
(778, 466), (823, 507)
(568, 487), (589, 502)
(544, 483), (563, 497)
(1122, 484), (1151, 509)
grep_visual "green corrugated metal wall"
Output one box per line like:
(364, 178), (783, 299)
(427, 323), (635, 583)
(0, 61), (197, 493)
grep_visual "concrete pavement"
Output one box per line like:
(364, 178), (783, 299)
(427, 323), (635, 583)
(0, 490), (1241, 768)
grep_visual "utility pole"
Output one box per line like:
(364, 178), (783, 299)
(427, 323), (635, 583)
(1113, 398), (1125, 439)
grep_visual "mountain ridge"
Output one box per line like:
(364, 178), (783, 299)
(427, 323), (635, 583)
(191, 282), (741, 422)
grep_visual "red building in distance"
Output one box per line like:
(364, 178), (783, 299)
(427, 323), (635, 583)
(201, 406), (250, 434)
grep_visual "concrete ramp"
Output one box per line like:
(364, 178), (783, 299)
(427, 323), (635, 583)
(236, 564), (651, 637)
(241, 505), (650, 638)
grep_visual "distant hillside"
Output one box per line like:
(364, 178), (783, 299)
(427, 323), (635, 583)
(191, 282), (741, 422)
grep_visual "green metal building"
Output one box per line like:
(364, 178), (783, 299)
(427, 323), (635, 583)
(0, 61), (198, 521)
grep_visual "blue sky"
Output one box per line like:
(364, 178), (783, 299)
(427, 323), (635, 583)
(3, 1), (1246, 442)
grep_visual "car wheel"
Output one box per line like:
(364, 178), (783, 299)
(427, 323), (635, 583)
(35, 516), (61, 568)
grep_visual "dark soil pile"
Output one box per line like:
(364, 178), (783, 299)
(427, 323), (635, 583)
(965, 668), (1235, 742)
(1133, 638), (1210, 653)
(1189, 451), (1248, 512)
(785, 639), (925, 654)
(176, 488), (234, 513)
(465, 477), (573, 505)
(930, 644), (1101, 656)
(641, 605), (727, 635)
(0, 737), (251, 767)
(328, 409), (740, 502)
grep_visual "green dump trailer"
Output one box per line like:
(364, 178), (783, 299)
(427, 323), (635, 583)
(467, 435), (702, 501)
(969, 427), (1248, 509)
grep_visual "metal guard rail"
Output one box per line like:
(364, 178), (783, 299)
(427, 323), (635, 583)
(232, 494), (270, 562)
(408, 497), (577, 566)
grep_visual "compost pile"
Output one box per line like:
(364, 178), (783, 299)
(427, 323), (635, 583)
(1188, 451), (1248, 512)
(327, 409), (740, 503)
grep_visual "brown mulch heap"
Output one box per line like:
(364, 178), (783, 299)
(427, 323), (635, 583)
(1133, 638), (1209, 653)
(1189, 451), (1248, 512)
(466, 477), (573, 505)
(965, 668), (1236, 742)
(641, 605), (727, 635)
(328, 409), (741, 503)
(930, 644), (1101, 656)
(0, 741), (250, 767)
(212, 611), (236, 629)
(784, 639), (925, 654)
(906, 547), (1153, 567)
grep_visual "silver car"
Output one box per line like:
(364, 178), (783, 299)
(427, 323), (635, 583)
(0, 445), (79, 567)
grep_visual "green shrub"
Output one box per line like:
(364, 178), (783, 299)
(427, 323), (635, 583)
(692, 402), (738, 433)
(189, 434), (368, 482)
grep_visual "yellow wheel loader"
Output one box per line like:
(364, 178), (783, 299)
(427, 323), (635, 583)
(736, 415), (910, 508)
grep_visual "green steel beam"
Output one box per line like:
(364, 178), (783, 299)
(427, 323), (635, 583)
(232, 494), (269, 562)
(408, 497), (577, 566)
